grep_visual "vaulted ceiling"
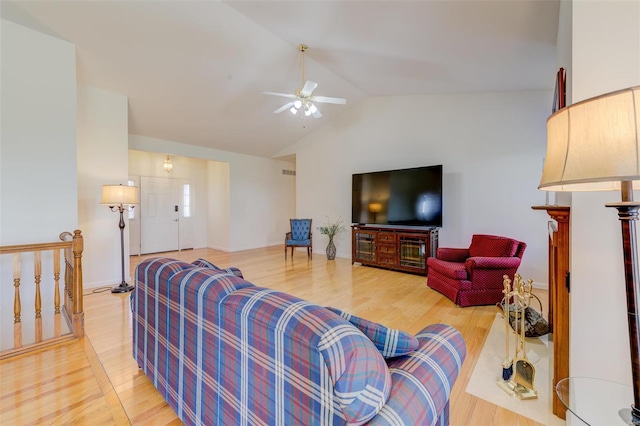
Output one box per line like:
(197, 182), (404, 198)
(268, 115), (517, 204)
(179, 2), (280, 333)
(2, 1), (560, 159)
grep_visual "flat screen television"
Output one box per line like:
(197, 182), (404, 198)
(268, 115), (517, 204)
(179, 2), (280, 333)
(352, 165), (442, 228)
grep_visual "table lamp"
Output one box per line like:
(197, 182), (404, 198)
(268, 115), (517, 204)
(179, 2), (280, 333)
(368, 203), (382, 223)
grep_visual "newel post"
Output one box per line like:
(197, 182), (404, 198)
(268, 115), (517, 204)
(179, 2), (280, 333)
(72, 230), (84, 338)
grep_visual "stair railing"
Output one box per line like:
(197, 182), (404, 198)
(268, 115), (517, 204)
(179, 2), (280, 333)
(0, 230), (83, 359)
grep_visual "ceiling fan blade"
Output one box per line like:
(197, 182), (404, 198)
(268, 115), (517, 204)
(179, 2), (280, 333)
(262, 91), (297, 99)
(312, 108), (323, 118)
(300, 81), (318, 97)
(273, 102), (295, 114)
(312, 95), (347, 105)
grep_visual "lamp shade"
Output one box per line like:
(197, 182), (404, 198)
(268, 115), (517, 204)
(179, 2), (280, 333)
(368, 203), (382, 213)
(539, 85), (640, 192)
(100, 184), (139, 206)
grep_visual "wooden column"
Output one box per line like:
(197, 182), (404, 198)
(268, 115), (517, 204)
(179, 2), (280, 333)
(532, 205), (570, 419)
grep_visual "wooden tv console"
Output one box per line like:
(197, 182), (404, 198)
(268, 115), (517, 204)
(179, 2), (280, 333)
(351, 225), (439, 276)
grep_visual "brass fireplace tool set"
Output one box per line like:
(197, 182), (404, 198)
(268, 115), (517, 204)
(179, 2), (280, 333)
(496, 274), (538, 400)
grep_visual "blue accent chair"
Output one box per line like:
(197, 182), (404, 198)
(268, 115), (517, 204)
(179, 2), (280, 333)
(285, 218), (312, 259)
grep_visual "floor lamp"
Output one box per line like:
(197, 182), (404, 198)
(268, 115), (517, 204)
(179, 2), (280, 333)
(101, 184), (139, 294)
(539, 86), (640, 424)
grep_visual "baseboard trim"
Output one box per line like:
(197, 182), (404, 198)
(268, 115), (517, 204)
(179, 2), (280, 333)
(532, 282), (549, 291)
(83, 279), (133, 290)
(208, 241), (282, 252)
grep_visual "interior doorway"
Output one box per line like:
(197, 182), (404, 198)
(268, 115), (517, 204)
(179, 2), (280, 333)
(132, 176), (193, 255)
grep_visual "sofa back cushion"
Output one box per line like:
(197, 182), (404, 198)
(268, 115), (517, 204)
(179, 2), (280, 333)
(468, 234), (519, 258)
(219, 287), (391, 425)
(191, 258), (244, 278)
(135, 257), (195, 289)
(325, 307), (419, 359)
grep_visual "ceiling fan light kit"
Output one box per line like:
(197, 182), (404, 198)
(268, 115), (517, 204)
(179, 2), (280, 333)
(263, 44), (346, 120)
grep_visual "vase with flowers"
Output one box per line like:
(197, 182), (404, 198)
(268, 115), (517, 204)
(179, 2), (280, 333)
(317, 217), (346, 260)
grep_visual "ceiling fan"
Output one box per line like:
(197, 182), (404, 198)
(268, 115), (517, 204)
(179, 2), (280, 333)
(263, 44), (346, 119)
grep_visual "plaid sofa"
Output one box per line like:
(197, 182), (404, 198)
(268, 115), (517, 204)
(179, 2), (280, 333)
(132, 257), (466, 426)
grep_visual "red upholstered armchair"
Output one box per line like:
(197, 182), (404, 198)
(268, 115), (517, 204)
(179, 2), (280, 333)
(426, 234), (526, 307)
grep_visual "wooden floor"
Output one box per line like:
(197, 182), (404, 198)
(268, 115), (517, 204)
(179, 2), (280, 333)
(0, 246), (555, 425)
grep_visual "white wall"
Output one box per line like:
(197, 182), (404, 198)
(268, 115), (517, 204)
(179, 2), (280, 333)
(77, 86), (130, 289)
(293, 91), (551, 286)
(207, 161), (230, 251)
(0, 19), (77, 245)
(129, 135), (296, 252)
(568, 0), (640, 388)
(228, 155), (296, 251)
(0, 19), (77, 347)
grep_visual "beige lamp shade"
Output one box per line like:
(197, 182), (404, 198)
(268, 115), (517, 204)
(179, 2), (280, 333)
(368, 203), (383, 213)
(539, 85), (640, 192)
(100, 184), (139, 205)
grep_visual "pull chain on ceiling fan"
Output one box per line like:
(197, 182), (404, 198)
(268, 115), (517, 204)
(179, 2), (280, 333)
(262, 44), (346, 119)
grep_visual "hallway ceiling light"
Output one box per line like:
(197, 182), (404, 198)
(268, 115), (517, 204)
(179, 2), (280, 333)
(163, 156), (173, 173)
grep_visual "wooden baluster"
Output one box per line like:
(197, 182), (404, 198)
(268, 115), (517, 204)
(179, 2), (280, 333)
(60, 230), (73, 319)
(64, 246), (72, 319)
(34, 251), (42, 343)
(54, 249), (61, 337)
(68, 248), (74, 310)
(13, 254), (22, 348)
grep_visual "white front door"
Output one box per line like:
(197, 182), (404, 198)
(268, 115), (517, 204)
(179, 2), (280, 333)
(140, 176), (179, 254)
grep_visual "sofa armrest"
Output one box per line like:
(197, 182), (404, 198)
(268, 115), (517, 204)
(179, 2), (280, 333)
(465, 256), (521, 270)
(367, 324), (466, 425)
(437, 247), (469, 262)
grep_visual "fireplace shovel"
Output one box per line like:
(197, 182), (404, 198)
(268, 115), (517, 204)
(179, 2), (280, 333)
(496, 274), (538, 400)
(511, 276), (538, 399)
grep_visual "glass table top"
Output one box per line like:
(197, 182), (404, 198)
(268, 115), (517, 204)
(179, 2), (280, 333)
(556, 377), (636, 425)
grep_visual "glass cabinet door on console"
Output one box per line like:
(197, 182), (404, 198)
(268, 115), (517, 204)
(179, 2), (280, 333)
(397, 234), (431, 274)
(353, 230), (376, 263)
